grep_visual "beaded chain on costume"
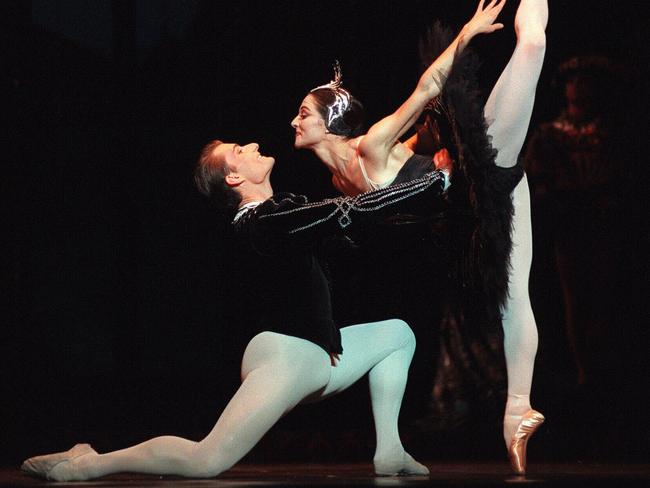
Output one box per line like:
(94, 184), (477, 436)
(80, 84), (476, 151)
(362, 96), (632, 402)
(258, 171), (445, 234)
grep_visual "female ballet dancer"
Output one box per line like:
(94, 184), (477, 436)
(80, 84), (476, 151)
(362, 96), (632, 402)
(291, 0), (547, 474)
(20, 140), (453, 481)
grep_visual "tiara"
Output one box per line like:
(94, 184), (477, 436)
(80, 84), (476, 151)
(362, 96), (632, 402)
(310, 60), (352, 131)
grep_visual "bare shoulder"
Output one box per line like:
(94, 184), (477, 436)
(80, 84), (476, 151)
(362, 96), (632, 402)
(347, 135), (365, 151)
(390, 142), (414, 163)
(359, 141), (413, 184)
(386, 142), (414, 176)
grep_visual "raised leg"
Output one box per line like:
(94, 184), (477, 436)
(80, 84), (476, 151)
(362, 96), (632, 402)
(485, 0), (548, 169)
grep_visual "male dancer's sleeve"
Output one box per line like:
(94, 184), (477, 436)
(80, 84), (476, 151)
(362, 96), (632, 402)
(256, 169), (450, 240)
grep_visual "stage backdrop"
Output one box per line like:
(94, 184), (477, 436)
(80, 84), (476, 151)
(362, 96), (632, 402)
(2, 0), (646, 467)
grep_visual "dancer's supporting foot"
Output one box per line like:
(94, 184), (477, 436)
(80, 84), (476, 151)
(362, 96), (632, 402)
(507, 409), (545, 475)
(374, 451), (430, 476)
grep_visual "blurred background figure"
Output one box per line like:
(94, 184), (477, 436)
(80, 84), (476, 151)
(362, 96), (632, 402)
(524, 55), (634, 389)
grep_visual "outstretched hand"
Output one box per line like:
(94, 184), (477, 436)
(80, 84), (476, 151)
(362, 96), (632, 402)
(464, 0), (506, 39)
(433, 148), (453, 178)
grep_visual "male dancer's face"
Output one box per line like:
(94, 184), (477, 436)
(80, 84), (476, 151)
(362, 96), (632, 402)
(213, 142), (275, 187)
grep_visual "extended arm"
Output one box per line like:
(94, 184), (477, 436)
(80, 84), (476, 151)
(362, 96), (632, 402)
(360, 0), (506, 169)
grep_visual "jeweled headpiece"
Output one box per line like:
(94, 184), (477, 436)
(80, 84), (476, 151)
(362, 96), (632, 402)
(310, 60), (352, 134)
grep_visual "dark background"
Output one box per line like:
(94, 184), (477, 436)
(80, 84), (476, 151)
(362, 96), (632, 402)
(2, 0), (647, 468)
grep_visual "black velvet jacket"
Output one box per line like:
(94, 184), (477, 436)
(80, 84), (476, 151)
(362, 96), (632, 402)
(231, 170), (448, 354)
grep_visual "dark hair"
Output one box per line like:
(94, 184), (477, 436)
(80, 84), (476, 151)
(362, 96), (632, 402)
(309, 88), (365, 138)
(554, 55), (615, 87)
(194, 140), (242, 211)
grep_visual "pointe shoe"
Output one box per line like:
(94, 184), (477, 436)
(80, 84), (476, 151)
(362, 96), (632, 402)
(374, 452), (430, 476)
(508, 410), (545, 475)
(21, 443), (95, 480)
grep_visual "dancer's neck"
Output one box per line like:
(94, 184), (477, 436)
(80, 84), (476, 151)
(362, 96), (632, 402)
(312, 137), (357, 177)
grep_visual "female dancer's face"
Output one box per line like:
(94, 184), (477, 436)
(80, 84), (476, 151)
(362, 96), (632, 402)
(291, 94), (328, 149)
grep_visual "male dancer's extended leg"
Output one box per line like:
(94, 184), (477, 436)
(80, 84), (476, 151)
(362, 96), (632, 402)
(483, 0), (548, 454)
(22, 332), (331, 481)
(317, 319), (428, 475)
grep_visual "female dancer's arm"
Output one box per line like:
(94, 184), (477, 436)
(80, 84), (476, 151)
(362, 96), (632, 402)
(359, 0), (506, 169)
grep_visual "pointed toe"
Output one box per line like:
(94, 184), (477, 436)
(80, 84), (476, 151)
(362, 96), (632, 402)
(508, 410), (545, 475)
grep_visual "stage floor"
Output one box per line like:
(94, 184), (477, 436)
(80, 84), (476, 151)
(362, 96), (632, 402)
(3, 462), (649, 487)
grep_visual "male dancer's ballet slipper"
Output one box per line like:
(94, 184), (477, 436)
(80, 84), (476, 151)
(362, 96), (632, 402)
(374, 451), (430, 476)
(21, 443), (96, 480)
(508, 409), (545, 475)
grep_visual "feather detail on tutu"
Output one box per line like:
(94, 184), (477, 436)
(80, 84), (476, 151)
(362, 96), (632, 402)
(416, 22), (524, 327)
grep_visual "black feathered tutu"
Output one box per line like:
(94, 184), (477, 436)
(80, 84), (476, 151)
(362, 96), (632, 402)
(412, 22), (524, 330)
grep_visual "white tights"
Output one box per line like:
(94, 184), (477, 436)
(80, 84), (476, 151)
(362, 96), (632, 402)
(44, 319), (421, 480)
(483, 0), (547, 447)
